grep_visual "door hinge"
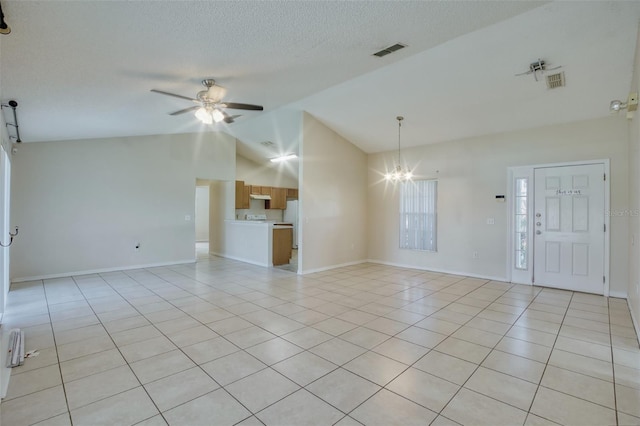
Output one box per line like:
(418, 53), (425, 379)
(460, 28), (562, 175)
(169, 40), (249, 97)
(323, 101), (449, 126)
(603, 275), (606, 284)
(604, 173), (607, 181)
(604, 224), (607, 232)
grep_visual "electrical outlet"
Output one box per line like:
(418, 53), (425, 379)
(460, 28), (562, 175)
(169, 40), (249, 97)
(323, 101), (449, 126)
(134, 242), (140, 253)
(473, 251), (479, 259)
(486, 218), (495, 225)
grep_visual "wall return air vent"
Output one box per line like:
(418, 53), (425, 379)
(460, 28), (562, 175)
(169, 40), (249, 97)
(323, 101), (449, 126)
(546, 72), (565, 89)
(373, 43), (406, 58)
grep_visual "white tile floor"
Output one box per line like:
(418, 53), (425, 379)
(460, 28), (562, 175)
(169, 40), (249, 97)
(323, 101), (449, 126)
(1, 256), (639, 425)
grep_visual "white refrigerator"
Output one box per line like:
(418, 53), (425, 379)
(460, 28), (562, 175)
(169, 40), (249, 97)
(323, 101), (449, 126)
(284, 200), (298, 249)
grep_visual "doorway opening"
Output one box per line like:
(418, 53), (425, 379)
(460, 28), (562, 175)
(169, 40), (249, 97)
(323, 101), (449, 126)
(195, 185), (210, 259)
(0, 144), (11, 315)
(194, 179), (233, 260)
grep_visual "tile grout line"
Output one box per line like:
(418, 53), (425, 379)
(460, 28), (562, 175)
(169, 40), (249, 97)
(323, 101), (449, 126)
(4, 261), (637, 425)
(94, 270), (260, 424)
(69, 274), (171, 425)
(523, 291), (574, 425)
(608, 298), (620, 426)
(213, 274), (485, 422)
(302, 278), (514, 424)
(38, 278), (74, 426)
(424, 281), (541, 424)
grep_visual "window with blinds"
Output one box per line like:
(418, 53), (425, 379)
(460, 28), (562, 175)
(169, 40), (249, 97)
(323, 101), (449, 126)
(399, 179), (437, 251)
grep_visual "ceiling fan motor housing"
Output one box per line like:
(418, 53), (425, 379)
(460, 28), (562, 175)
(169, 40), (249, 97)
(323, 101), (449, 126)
(197, 79), (227, 103)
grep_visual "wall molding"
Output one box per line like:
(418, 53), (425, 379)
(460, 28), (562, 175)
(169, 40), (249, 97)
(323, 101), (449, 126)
(301, 260), (367, 275)
(210, 252), (270, 269)
(366, 259), (507, 282)
(11, 259), (196, 283)
(629, 299), (640, 345)
(609, 290), (628, 299)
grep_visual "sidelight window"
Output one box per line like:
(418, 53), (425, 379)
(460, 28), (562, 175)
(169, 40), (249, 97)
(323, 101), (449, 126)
(514, 177), (528, 270)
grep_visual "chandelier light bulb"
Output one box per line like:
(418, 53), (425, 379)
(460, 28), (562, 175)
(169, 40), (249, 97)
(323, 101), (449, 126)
(384, 116), (413, 182)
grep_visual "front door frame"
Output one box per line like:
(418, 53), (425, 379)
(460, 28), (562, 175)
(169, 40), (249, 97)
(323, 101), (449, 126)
(507, 159), (610, 296)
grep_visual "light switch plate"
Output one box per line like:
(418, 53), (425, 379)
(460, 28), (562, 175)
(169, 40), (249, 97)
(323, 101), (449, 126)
(185, 215), (191, 221)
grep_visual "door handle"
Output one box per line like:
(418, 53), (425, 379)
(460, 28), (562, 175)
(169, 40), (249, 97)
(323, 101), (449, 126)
(536, 230), (542, 235)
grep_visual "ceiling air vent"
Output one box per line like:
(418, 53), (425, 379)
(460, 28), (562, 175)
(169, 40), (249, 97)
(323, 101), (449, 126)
(260, 141), (275, 147)
(373, 43), (406, 58)
(546, 72), (565, 89)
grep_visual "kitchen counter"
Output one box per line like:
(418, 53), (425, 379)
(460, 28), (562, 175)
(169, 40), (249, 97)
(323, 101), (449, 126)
(223, 221), (293, 267)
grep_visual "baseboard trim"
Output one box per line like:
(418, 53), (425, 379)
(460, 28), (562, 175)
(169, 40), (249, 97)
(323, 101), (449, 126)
(628, 299), (640, 345)
(11, 259), (197, 283)
(210, 252), (270, 268)
(301, 260), (367, 275)
(366, 259), (507, 282)
(609, 290), (628, 299)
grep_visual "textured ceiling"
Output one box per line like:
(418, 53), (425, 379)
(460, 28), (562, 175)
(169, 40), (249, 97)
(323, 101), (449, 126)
(1, 1), (639, 168)
(1, 0), (543, 145)
(291, 1), (640, 153)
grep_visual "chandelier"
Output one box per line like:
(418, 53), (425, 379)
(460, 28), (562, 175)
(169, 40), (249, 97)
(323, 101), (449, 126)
(385, 116), (412, 181)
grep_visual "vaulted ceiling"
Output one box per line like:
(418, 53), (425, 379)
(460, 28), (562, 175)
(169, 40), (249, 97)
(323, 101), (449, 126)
(1, 1), (639, 166)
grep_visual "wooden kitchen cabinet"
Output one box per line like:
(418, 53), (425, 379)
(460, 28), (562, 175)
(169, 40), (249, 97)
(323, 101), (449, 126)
(235, 181), (250, 209)
(250, 185), (262, 195)
(260, 186), (272, 196)
(266, 187), (287, 210)
(243, 186), (250, 207)
(286, 188), (298, 199)
(272, 227), (293, 265)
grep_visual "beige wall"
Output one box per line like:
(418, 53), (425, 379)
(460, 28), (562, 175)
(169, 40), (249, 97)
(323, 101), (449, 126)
(368, 116), (630, 295)
(195, 186), (209, 242)
(628, 27), (640, 337)
(208, 180), (231, 255)
(300, 113), (368, 272)
(11, 132), (236, 280)
(236, 154), (298, 189)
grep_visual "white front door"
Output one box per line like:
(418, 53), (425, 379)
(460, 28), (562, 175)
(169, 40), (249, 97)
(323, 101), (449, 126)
(533, 164), (605, 294)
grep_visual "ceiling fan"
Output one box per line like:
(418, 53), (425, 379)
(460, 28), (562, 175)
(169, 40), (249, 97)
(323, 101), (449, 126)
(515, 59), (562, 81)
(151, 79), (263, 124)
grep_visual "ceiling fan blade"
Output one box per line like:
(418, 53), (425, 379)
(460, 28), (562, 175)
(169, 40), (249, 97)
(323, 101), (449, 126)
(150, 89), (198, 102)
(222, 102), (264, 111)
(222, 112), (242, 124)
(169, 106), (200, 116)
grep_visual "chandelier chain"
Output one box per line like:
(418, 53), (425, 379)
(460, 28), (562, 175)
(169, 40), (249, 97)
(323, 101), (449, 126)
(385, 116), (411, 181)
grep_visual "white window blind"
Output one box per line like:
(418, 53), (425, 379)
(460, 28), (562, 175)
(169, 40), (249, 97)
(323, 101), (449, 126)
(399, 180), (437, 251)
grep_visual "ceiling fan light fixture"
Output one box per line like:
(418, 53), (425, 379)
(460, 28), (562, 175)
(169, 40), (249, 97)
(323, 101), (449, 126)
(211, 109), (225, 123)
(195, 107), (213, 124)
(151, 78), (264, 124)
